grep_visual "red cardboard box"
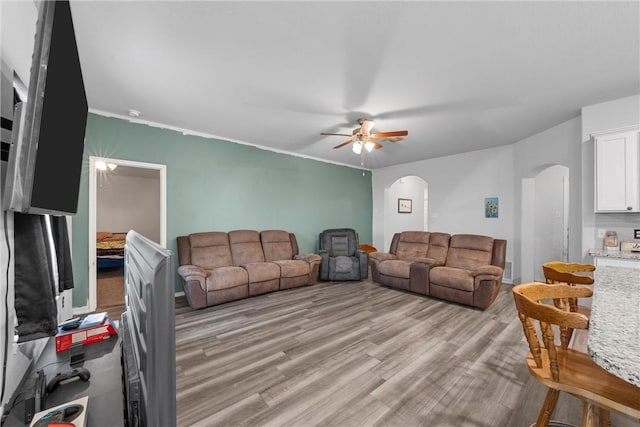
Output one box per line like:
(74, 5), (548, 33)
(55, 316), (118, 352)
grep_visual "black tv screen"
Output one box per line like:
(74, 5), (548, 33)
(4, 0), (87, 216)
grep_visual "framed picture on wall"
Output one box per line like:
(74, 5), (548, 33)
(398, 198), (412, 213)
(485, 197), (499, 218)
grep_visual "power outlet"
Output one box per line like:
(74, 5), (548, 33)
(597, 229), (606, 238)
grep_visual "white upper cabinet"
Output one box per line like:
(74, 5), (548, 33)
(593, 128), (640, 212)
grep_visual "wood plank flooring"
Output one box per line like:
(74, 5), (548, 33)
(174, 281), (639, 427)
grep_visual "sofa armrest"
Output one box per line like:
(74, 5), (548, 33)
(177, 265), (208, 309)
(296, 253), (322, 284)
(357, 250), (368, 279)
(318, 250), (329, 281)
(295, 253), (322, 265)
(472, 265), (503, 278)
(369, 252), (396, 263)
(177, 264), (206, 279)
(412, 257), (445, 267)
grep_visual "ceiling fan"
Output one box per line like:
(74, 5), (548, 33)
(320, 118), (408, 154)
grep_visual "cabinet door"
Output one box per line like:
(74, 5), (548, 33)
(594, 131), (640, 212)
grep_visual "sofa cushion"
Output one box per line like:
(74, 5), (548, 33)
(331, 236), (349, 257)
(273, 259), (309, 278)
(206, 266), (248, 291)
(243, 262), (280, 283)
(319, 228), (358, 257)
(378, 260), (412, 279)
(429, 266), (474, 291)
(396, 231), (430, 261)
(261, 230), (294, 261)
(189, 232), (232, 269)
(334, 255), (353, 273)
(445, 234), (494, 270)
(426, 232), (451, 266)
(229, 230), (265, 266)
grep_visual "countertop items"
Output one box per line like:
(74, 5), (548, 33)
(588, 266), (640, 387)
(588, 249), (640, 260)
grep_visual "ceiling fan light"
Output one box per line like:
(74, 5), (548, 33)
(107, 163), (118, 171)
(364, 141), (375, 152)
(96, 161), (107, 171)
(352, 141), (362, 154)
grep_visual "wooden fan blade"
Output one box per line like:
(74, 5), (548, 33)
(366, 138), (384, 150)
(321, 132), (352, 137)
(370, 130), (408, 138)
(386, 136), (405, 143)
(333, 139), (353, 149)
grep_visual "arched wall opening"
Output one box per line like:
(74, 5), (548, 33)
(384, 175), (428, 250)
(521, 164), (570, 283)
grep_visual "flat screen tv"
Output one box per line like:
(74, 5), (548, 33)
(121, 231), (176, 427)
(3, 0), (88, 216)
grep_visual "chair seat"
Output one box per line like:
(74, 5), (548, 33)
(273, 259), (309, 277)
(527, 348), (640, 419)
(429, 266), (474, 291)
(206, 266), (249, 291)
(378, 260), (411, 279)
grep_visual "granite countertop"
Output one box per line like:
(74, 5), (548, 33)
(587, 266), (640, 387)
(588, 249), (640, 260)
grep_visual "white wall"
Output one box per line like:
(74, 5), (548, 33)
(513, 117), (582, 283)
(384, 176), (427, 249)
(373, 145), (515, 263)
(581, 94), (640, 255)
(97, 173), (161, 243)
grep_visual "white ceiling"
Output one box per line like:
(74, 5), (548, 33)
(4, 1), (640, 169)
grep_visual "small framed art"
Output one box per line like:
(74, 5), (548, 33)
(485, 197), (499, 218)
(398, 198), (412, 213)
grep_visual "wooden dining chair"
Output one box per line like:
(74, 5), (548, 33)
(542, 261), (595, 346)
(513, 283), (640, 427)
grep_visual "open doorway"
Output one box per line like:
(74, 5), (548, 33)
(88, 157), (166, 318)
(521, 164), (569, 283)
(384, 175), (428, 250)
(533, 165), (569, 281)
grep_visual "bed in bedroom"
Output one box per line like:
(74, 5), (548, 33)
(96, 231), (127, 270)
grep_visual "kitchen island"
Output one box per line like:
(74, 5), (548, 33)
(588, 266), (640, 387)
(588, 248), (640, 269)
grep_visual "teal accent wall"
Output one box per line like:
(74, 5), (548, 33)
(72, 114), (372, 306)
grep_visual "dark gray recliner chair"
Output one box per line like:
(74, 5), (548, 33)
(318, 228), (368, 281)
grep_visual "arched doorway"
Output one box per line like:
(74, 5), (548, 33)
(384, 175), (428, 250)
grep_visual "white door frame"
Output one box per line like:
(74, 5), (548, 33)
(88, 156), (167, 312)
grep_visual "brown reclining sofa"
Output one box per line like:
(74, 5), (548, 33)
(370, 231), (506, 309)
(177, 229), (321, 309)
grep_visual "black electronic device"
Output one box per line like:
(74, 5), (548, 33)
(23, 370), (46, 424)
(59, 317), (82, 330)
(3, 0), (87, 215)
(46, 368), (91, 393)
(32, 403), (83, 427)
(69, 342), (85, 366)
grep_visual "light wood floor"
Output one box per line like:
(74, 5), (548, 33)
(174, 281), (639, 427)
(95, 266), (126, 321)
